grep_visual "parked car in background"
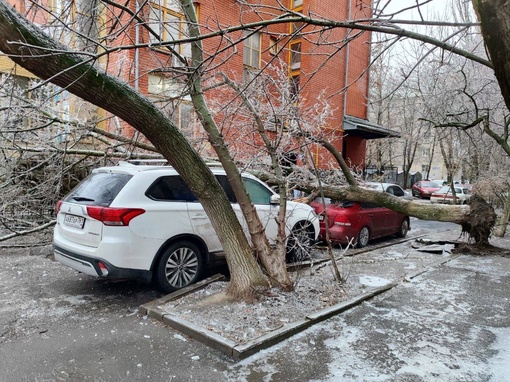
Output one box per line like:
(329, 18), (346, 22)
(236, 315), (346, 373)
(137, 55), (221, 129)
(53, 161), (319, 293)
(430, 185), (472, 205)
(364, 182), (412, 200)
(411, 180), (440, 199)
(311, 198), (410, 248)
(432, 179), (447, 186)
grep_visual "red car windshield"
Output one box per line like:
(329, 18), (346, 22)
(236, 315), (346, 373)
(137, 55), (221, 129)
(421, 181), (439, 187)
(313, 198), (355, 208)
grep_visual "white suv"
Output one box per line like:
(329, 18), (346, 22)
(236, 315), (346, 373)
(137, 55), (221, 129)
(53, 161), (319, 292)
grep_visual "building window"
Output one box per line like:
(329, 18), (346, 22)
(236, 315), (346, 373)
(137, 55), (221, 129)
(290, 21), (304, 37)
(47, 0), (77, 30)
(290, 75), (300, 102)
(171, 102), (194, 132)
(290, 42), (301, 70)
(148, 0), (191, 59)
(291, 0), (303, 9)
(243, 31), (261, 69)
(148, 74), (192, 100)
(49, 0), (74, 16)
(147, 74), (194, 131)
(269, 36), (278, 55)
(148, 74), (184, 97)
(44, 0), (77, 45)
(422, 165), (430, 173)
(1, 73), (70, 141)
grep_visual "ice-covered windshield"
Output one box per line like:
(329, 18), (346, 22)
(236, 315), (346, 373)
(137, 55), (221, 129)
(64, 173), (132, 207)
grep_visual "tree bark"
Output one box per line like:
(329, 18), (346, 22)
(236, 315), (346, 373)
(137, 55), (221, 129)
(472, 0), (510, 111)
(494, 191), (510, 237)
(0, 0), (268, 300)
(181, 0), (293, 291)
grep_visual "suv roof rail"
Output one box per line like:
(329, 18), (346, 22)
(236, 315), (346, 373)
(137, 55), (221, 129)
(118, 159), (224, 169)
(205, 161), (222, 167)
(120, 159), (168, 166)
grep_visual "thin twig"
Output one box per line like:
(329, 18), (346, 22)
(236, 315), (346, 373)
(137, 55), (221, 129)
(0, 221), (56, 243)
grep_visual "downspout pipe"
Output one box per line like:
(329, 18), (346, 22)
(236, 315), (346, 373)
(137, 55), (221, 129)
(342, 0), (352, 117)
(135, 0), (140, 91)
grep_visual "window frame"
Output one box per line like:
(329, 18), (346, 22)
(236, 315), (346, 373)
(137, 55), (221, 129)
(147, 74), (196, 132)
(289, 74), (300, 102)
(148, 0), (192, 59)
(289, 41), (301, 71)
(269, 36), (279, 55)
(243, 31), (261, 69)
(147, 74), (185, 98)
(291, 0), (303, 10)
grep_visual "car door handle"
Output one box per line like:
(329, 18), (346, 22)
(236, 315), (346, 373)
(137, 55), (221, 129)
(190, 214), (208, 220)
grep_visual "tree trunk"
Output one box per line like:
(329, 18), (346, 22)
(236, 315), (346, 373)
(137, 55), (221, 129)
(494, 191), (510, 237)
(472, 0), (510, 242)
(181, 0), (293, 291)
(300, 183), (496, 245)
(472, 0), (510, 112)
(0, 1), (268, 300)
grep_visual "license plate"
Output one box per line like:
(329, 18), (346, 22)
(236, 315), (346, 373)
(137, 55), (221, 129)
(64, 214), (85, 229)
(318, 215), (324, 221)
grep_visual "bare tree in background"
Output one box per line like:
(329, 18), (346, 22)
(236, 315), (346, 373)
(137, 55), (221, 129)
(369, 0), (509, 214)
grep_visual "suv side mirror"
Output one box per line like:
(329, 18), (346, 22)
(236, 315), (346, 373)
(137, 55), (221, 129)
(270, 194), (280, 205)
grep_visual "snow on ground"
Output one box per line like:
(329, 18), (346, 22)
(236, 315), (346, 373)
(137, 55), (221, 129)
(3, 228), (510, 381)
(223, 240), (510, 381)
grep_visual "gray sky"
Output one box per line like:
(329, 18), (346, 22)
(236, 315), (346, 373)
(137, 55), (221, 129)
(379, 0), (452, 21)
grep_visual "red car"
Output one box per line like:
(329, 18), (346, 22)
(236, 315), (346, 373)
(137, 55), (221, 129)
(310, 199), (410, 248)
(411, 180), (440, 199)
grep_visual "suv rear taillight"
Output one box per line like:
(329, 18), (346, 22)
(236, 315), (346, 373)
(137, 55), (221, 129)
(56, 200), (63, 215)
(86, 206), (145, 226)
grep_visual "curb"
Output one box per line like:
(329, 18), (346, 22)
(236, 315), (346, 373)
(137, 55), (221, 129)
(138, 273), (226, 316)
(141, 277), (398, 360)
(140, 235), (458, 360)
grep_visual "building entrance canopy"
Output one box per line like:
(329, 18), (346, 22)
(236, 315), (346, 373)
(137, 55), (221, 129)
(343, 115), (400, 140)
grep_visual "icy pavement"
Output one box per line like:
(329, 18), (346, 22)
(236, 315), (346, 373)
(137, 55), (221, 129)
(225, 249), (510, 381)
(2, 226), (510, 381)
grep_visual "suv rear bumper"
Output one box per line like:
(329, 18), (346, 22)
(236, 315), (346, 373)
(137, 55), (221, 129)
(54, 245), (152, 282)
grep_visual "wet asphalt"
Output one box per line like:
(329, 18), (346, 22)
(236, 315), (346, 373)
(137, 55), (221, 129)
(1, 218), (509, 381)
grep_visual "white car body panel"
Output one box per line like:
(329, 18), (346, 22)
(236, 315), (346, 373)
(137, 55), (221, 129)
(53, 162), (319, 283)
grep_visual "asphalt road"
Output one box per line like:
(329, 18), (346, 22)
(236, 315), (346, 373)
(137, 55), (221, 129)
(1, 219), (508, 381)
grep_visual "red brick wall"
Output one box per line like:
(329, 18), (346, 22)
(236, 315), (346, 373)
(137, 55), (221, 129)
(301, 0), (372, 168)
(9, 0), (373, 169)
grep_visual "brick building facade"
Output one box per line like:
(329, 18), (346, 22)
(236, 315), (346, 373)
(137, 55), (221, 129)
(1, 0), (398, 170)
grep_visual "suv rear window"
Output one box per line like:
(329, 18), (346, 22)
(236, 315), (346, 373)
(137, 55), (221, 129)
(146, 176), (198, 202)
(64, 173), (132, 207)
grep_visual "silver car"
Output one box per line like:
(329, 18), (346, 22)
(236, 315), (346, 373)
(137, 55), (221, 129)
(430, 185), (471, 205)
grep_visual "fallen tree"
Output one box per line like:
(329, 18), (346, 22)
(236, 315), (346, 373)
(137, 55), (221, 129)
(0, 0), (504, 303)
(256, 131), (497, 247)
